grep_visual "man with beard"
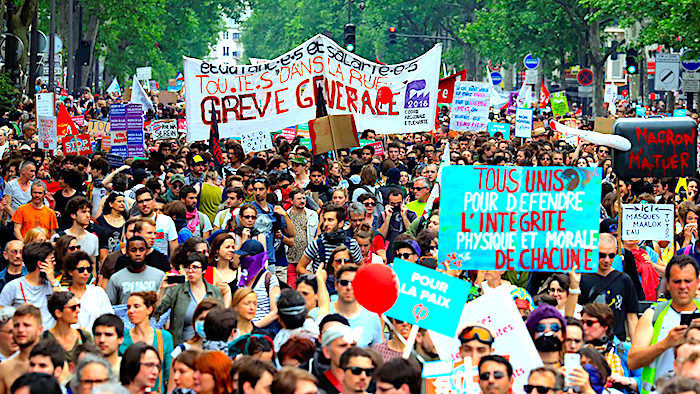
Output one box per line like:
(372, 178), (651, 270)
(179, 185), (212, 238)
(525, 304), (567, 369)
(339, 347), (376, 394)
(106, 236), (165, 305)
(478, 355), (514, 394)
(0, 304), (44, 393)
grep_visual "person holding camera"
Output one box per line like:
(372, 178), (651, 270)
(378, 189), (417, 262)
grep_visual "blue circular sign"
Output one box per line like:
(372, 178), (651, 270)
(523, 53), (540, 70)
(682, 59), (700, 72)
(490, 72), (502, 85)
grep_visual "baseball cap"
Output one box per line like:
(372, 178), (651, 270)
(394, 239), (421, 256)
(234, 239), (265, 256)
(290, 155), (307, 165)
(170, 174), (185, 185)
(192, 154), (205, 164)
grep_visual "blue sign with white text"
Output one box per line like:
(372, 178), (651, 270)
(523, 54), (540, 70)
(487, 122), (511, 140)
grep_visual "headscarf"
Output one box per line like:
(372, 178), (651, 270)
(237, 251), (267, 287)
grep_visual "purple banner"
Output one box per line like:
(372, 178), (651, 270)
(125, 103), (144, 157)
(109, 104), (127, 152)
(507, 92), (517, 115)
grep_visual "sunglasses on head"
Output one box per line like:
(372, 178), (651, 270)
(347, 366), (375, 376)
(599, 252), (616, 259)
(479, 371), (506, 380)
(535, 323), (561, 333)
(525, 385), (555, 394)
(337, 279), (352, 287)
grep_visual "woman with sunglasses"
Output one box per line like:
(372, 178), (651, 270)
(231, 204), (266, 251)
(54, 235), (81, 286)
(63, 251), (113, 330)
(45, 291), (94, 363)
(155, 252), (223, 346)
(322, 245), (352, 295)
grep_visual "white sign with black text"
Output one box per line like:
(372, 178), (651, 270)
(622, 204), (674, 241)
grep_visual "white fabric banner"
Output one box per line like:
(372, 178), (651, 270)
(183, 34), (441, 141)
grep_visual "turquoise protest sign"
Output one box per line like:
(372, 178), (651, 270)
(674, 109), (687, 117)
(385, 259), (472, 337)
(487, 122), (511, 140)
(437, 165), (602, 272)
(636, 106), (646, 117)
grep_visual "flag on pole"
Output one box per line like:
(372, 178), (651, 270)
(423, 142), (450, 216)
(176, 71), (184, 81)
(106, 77), (120, 94)
(56, 103), (79, 136)
(130, 75), (155, 112)
(540, 79), (550, 108)
(209, 108), (224, 171)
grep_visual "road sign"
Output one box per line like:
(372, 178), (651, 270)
(490, 72), (502, 85)
(577, 68), (593, 86)
(682, 73), (700, 92)
(655, 53), (680, 91)
(621, 90), (629, 97)
(578, 85), (593, 97)
(681, 51), (700, 72)
(523, 53), (540, 70)
(524, 69), (537, 84)
(488, 60), (501, 71)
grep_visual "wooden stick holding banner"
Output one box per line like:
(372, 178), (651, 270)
(380, 315), (424, 363)
(402, 325), (420, 359)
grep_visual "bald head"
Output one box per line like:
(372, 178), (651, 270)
(599, 233), (617, 250)
(3, 240), (24, 267)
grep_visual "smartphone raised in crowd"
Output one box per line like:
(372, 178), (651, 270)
(167, 275), (186, 284)
(564, 353), (581, 387)
(680, 312), (700, 326)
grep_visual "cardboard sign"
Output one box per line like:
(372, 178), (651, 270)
(158, 91), (177, 105)
(183, 34), (441, 141)
(593, 117), (614, 134)
(240, 130), (273, 154)
(487, 122), (511, 140)
(148, 119), (178, 140)
(62, 134), (93, 155)
(622, 204), (674, 241)
(35, 93), (55, 117)
(87, 120), (110, 137)
(308, 114), (360, 155)
(37, 115), (57, 150)
(613, 117), (697, 179)
(437, 165), (602, 272)
(385, 260), (472, 337)
(430, 288), (542, 393)
(109, 104), (127, 155)
(449, 81), (490, 132)
(550, 91), (569, 116)
(515, 108), (534, 138)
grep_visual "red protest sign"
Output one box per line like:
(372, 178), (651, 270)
(62, 134), (93, 156)
(57, 103), (79, 136)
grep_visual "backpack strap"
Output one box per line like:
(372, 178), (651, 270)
(651, 300), (672, 326)
(264, 271), (271, 295)
(155, 329), (164, 392)
(681, 245), (693, 255)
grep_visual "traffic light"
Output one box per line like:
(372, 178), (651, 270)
(344, 23), (356, 52)
(610, 40), (619, 61)
(388, 26), (397, 45)
(625, 49), (639, 74)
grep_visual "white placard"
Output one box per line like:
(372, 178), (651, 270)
(655, 54), (681, 91)
(514, 107), (534, 138)
(449, 81), (491, 132)
(35, 92), (55, 117)
(604, 84), (617, 104)
(430, 288), (542, 393)
(148, 119), (178, 140)
(622, 204), (674, 241)
(240, 130), (273, 154)
(37, 115), (57, 150)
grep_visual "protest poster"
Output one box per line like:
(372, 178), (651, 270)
(281, 127), (296, 141)
(385, 259), (471, 337)
(158, 91), (177, 105)
(613, 117), (697, 179)
(550, 91), (569, 116)
(604, 84), (617, 103)
(57, 103), (79, 136)
(62, 134), (93, 156)
(106, 153), (125, 168)
(430, 288), (542, 393)
(436, 69), (468, 127)
(308, 114), (360, 155)
(674, 108), (687, 117)
(35, 93), (55, 117)
(126, 103), (145, 157)
(183, 34), (441, 141)
(437, 165), (602, 272)
(240, 129), (274, 154)
(514, 108), (533, 138)
(87, 120), (110, 137)
(72, 115), (85, 127)
(636, 106), (646, 117)
(148, 119), (178, 140)
(423, 359), (477, 394)
(178, 118), (187, 133)
(593, 117), (614, 134)
(37, 115), (57, 150)
(449, 81), (490, 132)
(487, 122), (511, 140)
(109, 104), (128, 156)
(359, 139), (385, 155)
(622, 204), (674, 241)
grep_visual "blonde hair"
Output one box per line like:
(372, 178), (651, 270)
(231, 287), (256, 308)
(24, 227), (50, 244)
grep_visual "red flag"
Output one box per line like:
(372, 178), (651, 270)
(540, 79), (550, 109)
(209, 109), (224, 170)
(56, 103), (79, 136)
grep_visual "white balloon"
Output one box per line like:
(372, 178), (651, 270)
(550, 120), (631, 151)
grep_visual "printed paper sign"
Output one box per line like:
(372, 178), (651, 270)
(430, 289), (543, 393)
(178, 118), (187, 132)
(437, 165), (602, 272)
(240, 130), (273, 154)
(126, 103), (144, 157)
(604, 84), (617, 103)
(449, 81), (491, 132)
(423, 359), (477, 394)
(35, 93), (55, 117)
(109, 104), (127, 154)
(515, 108), (533, 138)
(62, 134), (93, 155)
(183, 34), (441, 141)
(38, 115), (57, 150)
(106, 153), (125, 168)
(550, 91), (569, 116)
(622, 204), (674, 241)
(385, 260), (472, 337)
(148, 119), (178, 140)
(359, 139), (385, 155)
(636, 106), (646, 117)
(72, 115), (85, 127)
(487, 122), (511, 140)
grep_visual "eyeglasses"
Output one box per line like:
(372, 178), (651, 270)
(140, 362), (162, 371)
(74, 266), (90, 273)
(64, 304), (80, 311)
(535, 323), (561, 333)
(412, 186), (428, 190)
(395, 252), (416, 260)
(347, 366), (375, 376)
(68, 245), (81, 251)
(599, 252), (616, 259)
(581, 319), (599, 327)
(337, 279), (353, 287)
(548, 288), (566, 294)
(80, 378), (109, 385)
(334, 258), (350, 264)
(242, 215), (257, 220)
(363, 202), (376, 207)
(186, 264), (203, 271)
(479, 371), (506, 380)
(525, 385), (556, 394)
(459, 326), (494, 345)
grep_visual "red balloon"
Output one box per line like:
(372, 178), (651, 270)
(650, 93), (657, 100)
(353, 264), (399, 314)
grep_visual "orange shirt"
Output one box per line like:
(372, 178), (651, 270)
(11, 203), (58, 237)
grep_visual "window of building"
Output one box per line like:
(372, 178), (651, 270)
(232, 32), (241, 40)
(223, 47), (229, 56)
(223, 31), (229, 40)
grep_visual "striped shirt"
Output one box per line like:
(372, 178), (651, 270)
(302, 235), (363, 273)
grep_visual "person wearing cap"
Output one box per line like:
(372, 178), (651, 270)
(290, 154), (310, 186)
(185, 154), (206, 186)
(162, 173), (186, 203)
(458, 325), (495, 367)
(316, 324), (358, 394)
(525, 303), (567, 369)
(236, 240), (282, 331)
(393, 236), (421, 263)
(0, 307), (18, 361)
(273, 284), (328, 352)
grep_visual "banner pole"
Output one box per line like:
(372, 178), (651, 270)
(617, 191), (623, 255)
(402, 325), (420, 359)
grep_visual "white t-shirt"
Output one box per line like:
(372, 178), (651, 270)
(75, 285), (114, 330)
(140, 213), (177, 256)
(214, 207), (240, 230)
